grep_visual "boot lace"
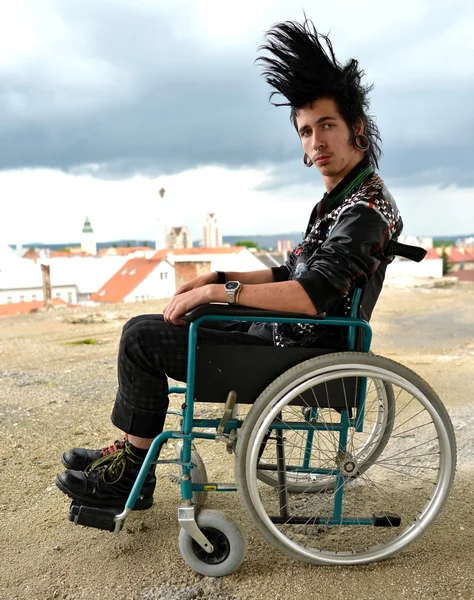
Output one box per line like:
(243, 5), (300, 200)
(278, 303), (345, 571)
(85, 443), (144, 485)
(99, 435), (128, 457)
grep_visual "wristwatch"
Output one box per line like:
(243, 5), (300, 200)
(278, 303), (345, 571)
(224, 281), (243, 305)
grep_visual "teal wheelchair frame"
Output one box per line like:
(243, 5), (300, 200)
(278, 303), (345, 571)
(124, 289), (369, 513)
(68, 285), (456, 576)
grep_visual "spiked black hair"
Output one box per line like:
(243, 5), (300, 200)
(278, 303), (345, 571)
(257, 19), (382, 168)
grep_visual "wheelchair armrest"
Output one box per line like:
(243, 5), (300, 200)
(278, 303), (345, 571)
(183, 303), (325, 322)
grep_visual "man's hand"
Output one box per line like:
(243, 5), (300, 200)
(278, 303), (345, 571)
(174, 272), (217, 296)
(163, 286), (212, 325)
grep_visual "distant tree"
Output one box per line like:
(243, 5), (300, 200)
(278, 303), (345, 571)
(441, 247), (454, 276)
(112, 243), (118, 248)
(236, 240), (259, 250)
(434, 238), (454, 248)
(125, 241), (131, 248)
(142, 241), (149, 247)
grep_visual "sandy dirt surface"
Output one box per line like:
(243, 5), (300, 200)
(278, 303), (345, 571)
(0, 282), (473, 600)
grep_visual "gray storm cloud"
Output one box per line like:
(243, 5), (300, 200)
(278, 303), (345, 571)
(0, 0), (473, 187)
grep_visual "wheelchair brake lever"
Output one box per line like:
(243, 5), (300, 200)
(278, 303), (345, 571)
(216, 391), (238, 453)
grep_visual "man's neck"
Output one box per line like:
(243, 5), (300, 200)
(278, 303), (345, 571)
(322, 154), (365, 193)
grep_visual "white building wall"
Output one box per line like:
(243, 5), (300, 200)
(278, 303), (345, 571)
(124, 261), (175, 302)
(81, 232), (97, 256)
(0, 285), (78, 304)
(386, 258), (443, 278)
(171, 248), (268, 274)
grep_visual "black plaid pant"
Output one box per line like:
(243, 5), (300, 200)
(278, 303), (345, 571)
(111, 314), (272, 438)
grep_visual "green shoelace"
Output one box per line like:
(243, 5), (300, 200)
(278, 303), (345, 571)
(85, 444), (144, 485)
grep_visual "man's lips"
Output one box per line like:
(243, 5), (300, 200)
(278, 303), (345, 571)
(315, 155), (331, 165)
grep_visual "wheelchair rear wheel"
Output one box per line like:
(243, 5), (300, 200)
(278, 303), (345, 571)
(236, 352), (456, 565)
(256, 379), (394, 493)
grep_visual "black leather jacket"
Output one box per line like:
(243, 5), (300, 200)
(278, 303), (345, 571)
(269, 158), (403, 347)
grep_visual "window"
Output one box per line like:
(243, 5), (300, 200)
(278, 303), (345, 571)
(32, 294), (37, 301)
(7, 296), (12, 303)
(20, 295), (25, 302)
(68, 292), (73, 303)
(56, 293), (61, 298)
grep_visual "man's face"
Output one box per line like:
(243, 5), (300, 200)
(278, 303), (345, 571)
(296, 98), (363, 187)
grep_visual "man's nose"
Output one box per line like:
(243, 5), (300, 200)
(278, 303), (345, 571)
(312, 133), (324, 152)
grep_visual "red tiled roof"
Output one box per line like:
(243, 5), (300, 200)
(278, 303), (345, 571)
(90, 258), (164, 303)
(0, 298), (67, 317)
(447, 247), (474, 263)
(424, 248), (441, 260)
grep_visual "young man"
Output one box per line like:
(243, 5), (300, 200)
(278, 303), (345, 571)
(56, 19), (402, 510)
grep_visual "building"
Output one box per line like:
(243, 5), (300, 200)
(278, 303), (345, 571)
(81, 217), (97, 256)
(91, 257), (175, 303)
(202, 213), (222, 248)
(398, 235), (433, 249)
(0, 246), (79, 305)
(277, 240), (294, 252)
(166, 226), (193, 249)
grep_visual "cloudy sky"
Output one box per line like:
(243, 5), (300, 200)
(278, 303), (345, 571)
(1, 0), (473, 246)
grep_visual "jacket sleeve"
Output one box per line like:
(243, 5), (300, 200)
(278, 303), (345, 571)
(271, 252), (296, 282)
(296, 202), (394, 313)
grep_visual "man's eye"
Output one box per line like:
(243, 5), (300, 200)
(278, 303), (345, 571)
(302, 129), (311, 137)
(323, 123), (334, 129)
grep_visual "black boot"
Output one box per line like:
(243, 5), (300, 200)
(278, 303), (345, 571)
(56, 442), (155, 510)
(62, 439), (128, 471)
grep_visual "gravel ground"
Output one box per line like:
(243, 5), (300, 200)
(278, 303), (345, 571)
(0, 283), (473, 600)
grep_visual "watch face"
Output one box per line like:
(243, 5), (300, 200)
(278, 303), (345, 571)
(225, 281), (240, 291)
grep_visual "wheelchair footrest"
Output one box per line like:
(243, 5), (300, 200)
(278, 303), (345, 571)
(68, 501), (123, 532)
(373, 513), (401, 527)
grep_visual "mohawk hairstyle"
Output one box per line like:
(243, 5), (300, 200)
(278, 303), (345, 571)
(257, 19), (382, 168)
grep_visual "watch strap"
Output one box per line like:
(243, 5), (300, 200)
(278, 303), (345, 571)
(216, 271), (226, 284)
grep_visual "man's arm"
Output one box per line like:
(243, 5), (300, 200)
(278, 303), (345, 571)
(174, 268), (273, 296)
(206, 281), (316, 314)
(220, 270), (274, 284)
(164, 275), (316, 325)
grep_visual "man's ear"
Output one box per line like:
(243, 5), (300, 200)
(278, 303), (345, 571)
(354, 117), (365, 136)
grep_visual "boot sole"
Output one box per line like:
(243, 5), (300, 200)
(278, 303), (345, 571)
(55, 475), (154, 511)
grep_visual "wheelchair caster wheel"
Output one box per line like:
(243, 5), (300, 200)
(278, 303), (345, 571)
(178, 509), (246, 576)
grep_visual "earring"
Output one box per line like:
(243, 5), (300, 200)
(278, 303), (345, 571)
(303, 153), (313, 167)
(354, 134), (370, 151)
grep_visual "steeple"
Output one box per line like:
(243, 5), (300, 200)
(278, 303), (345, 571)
(82, 217), (93, 234)
(81, 216), (97, 255)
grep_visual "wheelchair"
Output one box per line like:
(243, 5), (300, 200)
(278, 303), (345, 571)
(67, 270), (457, 577)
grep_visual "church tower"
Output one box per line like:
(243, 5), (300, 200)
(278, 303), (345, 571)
(81, 217), (97, 255)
